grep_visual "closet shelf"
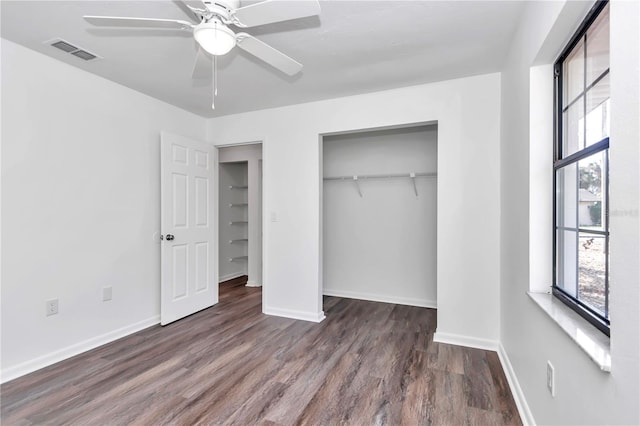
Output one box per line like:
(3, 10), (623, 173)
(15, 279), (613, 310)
(323, 171), (437, 181)
(229, 203), (248, 207)
(229, 221), (248, 225)
(229, 256), (248, 262)
(229, 239), (248, 243)
(229, 185), (248, 189)
(323, 172), (436, 198)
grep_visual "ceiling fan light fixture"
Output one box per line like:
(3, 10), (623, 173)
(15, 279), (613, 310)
(194, 20), (236, 56)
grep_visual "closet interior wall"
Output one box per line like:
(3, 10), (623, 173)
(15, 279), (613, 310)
(322, 125), (437, 307)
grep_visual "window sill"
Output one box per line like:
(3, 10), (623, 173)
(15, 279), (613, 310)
(527, 291), (611, 372)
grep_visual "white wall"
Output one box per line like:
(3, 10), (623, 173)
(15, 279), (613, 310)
(500, 1), (640, 424)
(207, 73), (501, 342)
(1, 39), (207, 381)
(322, 126), (437, 307)
(218, 162), (248, 281)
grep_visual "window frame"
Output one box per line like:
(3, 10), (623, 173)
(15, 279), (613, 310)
(553, 0), (610, 336)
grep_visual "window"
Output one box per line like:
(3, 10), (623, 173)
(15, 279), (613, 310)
(553, 0), (610, 336)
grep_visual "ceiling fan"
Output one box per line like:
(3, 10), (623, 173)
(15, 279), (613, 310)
(84, 0), (321, 108)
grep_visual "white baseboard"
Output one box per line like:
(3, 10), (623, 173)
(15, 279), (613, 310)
(219, 272), (246, 283)
(498, 343), (535, 426)
(433, 330), (499, 351)
(246, 280), (262, 287)
(0, 316), (160, 384)
(263, 306), (325, 323)
(323, 289), (436, 309)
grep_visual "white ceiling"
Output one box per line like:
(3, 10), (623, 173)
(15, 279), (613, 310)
(1, 1), (526, 118)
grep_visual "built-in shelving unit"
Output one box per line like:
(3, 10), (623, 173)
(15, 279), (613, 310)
(228, 184), (248, 264)
(229, 256), (248, 262)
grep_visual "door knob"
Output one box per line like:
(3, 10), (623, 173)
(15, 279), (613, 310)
(165, 234), (175, 241)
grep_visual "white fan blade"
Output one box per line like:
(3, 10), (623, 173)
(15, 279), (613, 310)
(236, 33), (302, 76)
(232, 0), (320, 28)
(179, 0), (208, 13)
(84, 16), (194, 30)
(192, 46), (211, 79)
(181, 0), (207, 10)
(173, 0), (202, 22)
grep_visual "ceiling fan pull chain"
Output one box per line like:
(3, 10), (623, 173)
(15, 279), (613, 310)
(214, 55), (218, 96)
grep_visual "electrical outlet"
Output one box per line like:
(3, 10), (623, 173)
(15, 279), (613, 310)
(102, 286), (112, 302)
(547, 361), (555, 397)
(270, 211), (277, 222)
(46, 298), (59, 316)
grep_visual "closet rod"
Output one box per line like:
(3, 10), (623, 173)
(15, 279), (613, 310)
(229, 256), (248, 262)
(324, 171), (435, 197)
(323, 172), (436, 181)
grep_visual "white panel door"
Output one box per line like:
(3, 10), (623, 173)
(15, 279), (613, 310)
(161, 131), (217, 325)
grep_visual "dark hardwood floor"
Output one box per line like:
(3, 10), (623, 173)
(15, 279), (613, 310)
(1, 276), (521, 425)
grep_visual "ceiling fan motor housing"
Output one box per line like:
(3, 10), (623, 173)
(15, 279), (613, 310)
(203, 0), (240, 23)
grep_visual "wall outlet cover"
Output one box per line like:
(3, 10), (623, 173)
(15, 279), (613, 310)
(547, 360), (555, 397)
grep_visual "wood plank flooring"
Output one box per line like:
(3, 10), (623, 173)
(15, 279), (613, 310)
(1, 277), (521, 425)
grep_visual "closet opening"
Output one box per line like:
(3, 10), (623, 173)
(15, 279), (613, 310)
(218, 143), (263, 297)
(321, 123), (438, 311)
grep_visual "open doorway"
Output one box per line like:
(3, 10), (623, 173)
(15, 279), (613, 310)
(217, 143), (263, 299)
(321, 124), (438, 310)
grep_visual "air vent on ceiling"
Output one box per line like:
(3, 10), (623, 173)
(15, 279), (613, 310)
(46, 38), (101, 61)
(71, 50), (97, 61)
(51, 40), (78, 53)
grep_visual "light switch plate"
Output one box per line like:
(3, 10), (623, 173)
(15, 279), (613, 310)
(103, 286), (113, 302)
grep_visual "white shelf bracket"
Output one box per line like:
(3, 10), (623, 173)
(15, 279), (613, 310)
(410, 172), (418, 197)
(353, 175), (362, 197)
